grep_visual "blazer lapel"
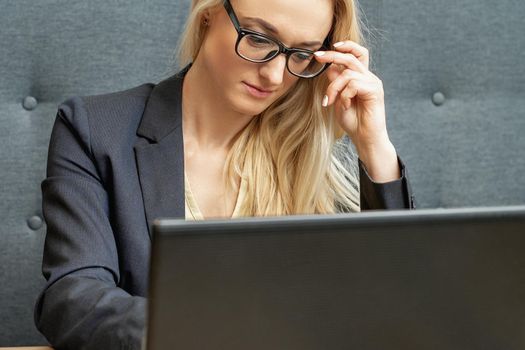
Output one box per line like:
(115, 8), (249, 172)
(134, 64), (192, 238)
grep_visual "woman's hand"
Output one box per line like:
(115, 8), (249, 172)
(314, 41), (401, 182)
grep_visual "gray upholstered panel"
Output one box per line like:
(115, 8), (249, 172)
(0, 0), (190, 346)
(360, 0), (525, 208)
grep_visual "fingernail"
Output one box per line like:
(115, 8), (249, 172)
(314, 51), (326, 57)
(333, 42), (344, 47)
(322, 95), (329, 107)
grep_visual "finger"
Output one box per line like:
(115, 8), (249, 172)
(339, 83), (359, 109)
(324, 69), (363, 106)
(324, 62), (374, 83)
(332, 40), (369, 68)
(314, 50), (367, 74)
(340, 80), (380, 108)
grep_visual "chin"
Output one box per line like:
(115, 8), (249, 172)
(234, 102), (267, 117)
(231, 92), (275, 116)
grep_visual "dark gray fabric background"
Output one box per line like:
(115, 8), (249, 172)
(0, 0), (523, 346)
(0, 1), (190, 346)
(359, 0), (525, 208)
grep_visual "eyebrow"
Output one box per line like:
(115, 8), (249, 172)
(243, 16), (323, 47)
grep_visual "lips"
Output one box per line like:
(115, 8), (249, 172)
(244, 82), (275, 93)
(243, 81), (275, 98)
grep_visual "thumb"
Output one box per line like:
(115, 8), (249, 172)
(325, 65), (341, 82)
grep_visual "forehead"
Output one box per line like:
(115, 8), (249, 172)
(232, 0), (333, 44)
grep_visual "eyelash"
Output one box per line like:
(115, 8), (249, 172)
(245, 25), (270, 36)
(243, 25), (319, 51)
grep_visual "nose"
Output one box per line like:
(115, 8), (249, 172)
(258, 54), (287, 86)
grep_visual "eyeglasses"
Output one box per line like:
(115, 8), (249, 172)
(223, 0), (332, 79)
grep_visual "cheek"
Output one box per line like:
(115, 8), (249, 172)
(278, 76), (300, 97)
(203, 28), (243, 79)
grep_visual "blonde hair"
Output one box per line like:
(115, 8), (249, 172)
(177, 0), (367, 215)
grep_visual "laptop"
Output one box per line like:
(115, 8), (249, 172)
(146, 206), (525, 350)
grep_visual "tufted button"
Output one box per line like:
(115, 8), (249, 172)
(432, 92), (446, 106)
(23, 96), (38, 110)
(27, 215), (43, 230)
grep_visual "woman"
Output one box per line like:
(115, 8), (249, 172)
(35, 0), (414, 348)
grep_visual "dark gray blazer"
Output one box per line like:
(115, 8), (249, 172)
(34, 64), (414, 350)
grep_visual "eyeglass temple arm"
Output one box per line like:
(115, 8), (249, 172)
(223, 0), (241, 30)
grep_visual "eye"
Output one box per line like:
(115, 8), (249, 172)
(291, 52), (313, 62)
(245, 34), (274, 48)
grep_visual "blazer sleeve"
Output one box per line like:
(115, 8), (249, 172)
(359, 156), (416, 210)
(34, 100), (145, 350)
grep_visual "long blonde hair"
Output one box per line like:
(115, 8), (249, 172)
(177, 0), (367, 215)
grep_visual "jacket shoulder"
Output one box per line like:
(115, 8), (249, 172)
(55, 82), (156, 154)
(57, 82), (155, 129)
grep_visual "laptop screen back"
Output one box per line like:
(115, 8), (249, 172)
(147, 206), (525, 350)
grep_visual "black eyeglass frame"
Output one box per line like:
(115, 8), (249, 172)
(223, 0), (332, 79)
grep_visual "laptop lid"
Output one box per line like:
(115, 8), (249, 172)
(147, 206), (525, 350)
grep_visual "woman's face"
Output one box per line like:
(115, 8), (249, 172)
(197, 0), (334, 116)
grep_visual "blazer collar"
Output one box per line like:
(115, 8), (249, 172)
(136, 63), (192, 142)
(134, 63), (192, 239)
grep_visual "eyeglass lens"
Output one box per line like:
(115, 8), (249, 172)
(238, 34), (326, 78)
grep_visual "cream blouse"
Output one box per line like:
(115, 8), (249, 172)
(184, 171), (247, 220)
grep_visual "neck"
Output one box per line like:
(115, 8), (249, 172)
(182, 61), (254, 153)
